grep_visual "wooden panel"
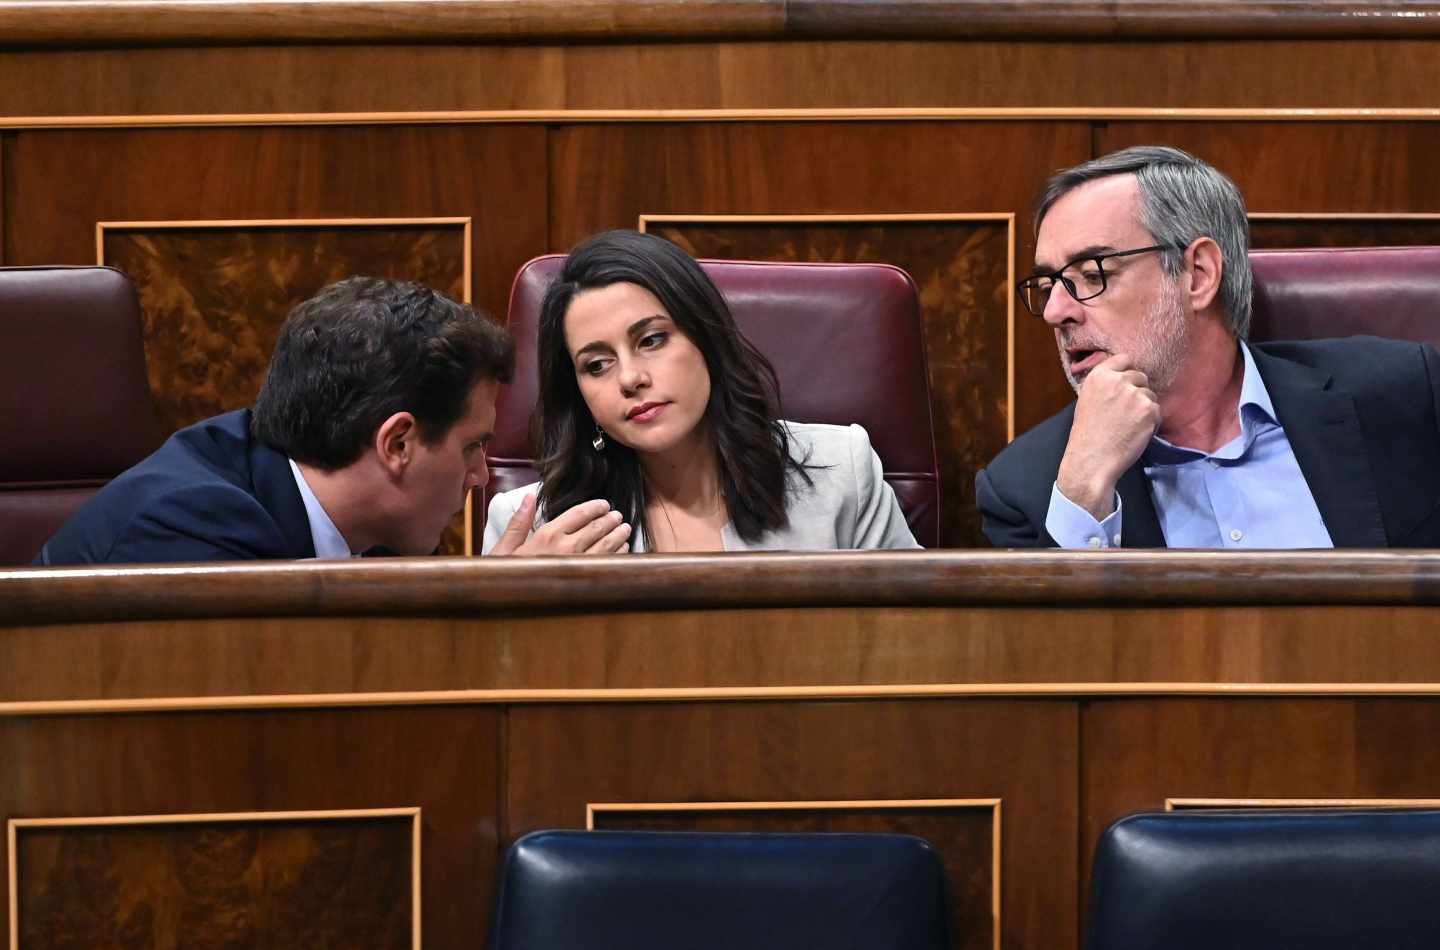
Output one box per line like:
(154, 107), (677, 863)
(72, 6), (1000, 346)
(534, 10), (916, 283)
(9, 42), (1440, 116)
(551, 121), (1087, 436)
(13, 812), (414, 949)
(592, 801), (998, 950)
(1080, 698), (1440, 904)
(100, 220), (468, 435)
(1096, 122), (1440, 213)
(7, 600), (1440, 705)
(4, 125), (545, 324)
(507, 699), (1076, 950)
(1250, 214), (1440, 248)
(0, 707), (498, 950)
(647, 216), (1009, 547)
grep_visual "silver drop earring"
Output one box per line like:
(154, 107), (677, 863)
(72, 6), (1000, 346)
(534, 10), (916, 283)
(592, 424), (606, 452)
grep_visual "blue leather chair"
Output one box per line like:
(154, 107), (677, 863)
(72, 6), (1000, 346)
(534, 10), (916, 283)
(1086, 809), (1440, 950)
(489, 830), (951, 950)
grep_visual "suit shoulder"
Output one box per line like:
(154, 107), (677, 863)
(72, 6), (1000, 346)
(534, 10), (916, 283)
(1254, 336), (1437, 395)
(1254, 335), (1431, 370)
(778, 421), (870, 467)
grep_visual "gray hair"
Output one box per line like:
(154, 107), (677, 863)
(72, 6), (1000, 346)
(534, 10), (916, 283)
(1035, 145), (1253, 339)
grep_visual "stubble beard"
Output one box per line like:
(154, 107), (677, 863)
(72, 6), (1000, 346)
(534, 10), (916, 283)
(1060, 276), (1189, 395)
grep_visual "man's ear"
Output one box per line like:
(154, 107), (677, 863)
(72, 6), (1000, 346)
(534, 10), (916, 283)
(1185, 236), (1224, 314)
(374, 412), (418, 477)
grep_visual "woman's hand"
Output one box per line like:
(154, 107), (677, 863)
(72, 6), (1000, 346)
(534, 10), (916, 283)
(489, 496), (633, 555)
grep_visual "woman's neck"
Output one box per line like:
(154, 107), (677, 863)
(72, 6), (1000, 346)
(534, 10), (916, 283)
(640, 421), (723, 517)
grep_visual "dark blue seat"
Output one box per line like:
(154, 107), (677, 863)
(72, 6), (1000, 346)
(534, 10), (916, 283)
(1086, 809), (1440, 950)
(489, 830), (951, 950)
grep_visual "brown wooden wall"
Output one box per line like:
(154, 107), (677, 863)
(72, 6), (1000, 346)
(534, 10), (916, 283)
(5, 552), (1440, 950)
(7, 8), (1440, 548)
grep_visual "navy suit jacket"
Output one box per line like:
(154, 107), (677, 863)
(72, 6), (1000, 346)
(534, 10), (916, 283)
(977, 337), (1440, 548)
(36, 410), (316, 565)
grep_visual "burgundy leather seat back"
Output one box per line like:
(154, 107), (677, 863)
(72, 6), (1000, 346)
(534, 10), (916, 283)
(1250, 246), (1440, 347)
(0, 266), (163, 564)
(488, 256), (941, 546)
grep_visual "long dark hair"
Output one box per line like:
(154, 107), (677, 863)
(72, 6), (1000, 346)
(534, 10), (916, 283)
(535, 230), (809, 547)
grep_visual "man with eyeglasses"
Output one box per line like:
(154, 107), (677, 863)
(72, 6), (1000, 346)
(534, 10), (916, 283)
(976, 145), (1440, 549)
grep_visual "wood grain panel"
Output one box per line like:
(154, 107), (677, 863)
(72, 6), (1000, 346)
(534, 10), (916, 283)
(0, 707), (498, 950)
(4, 125), (545, 324)
(1079, 698), (1440, 908)
(14, 814), (414, 950)
(506, 700), (1076, 950)
(647, 216), (1009, 547)
(1096, 123), (1440, 213)
(1250, 214), (1440, 248)
(4, 601), (1440, 706)
(592, 801), (998, 950)
(551, 121), (1087, 436)
(9, 42), (1440, 116)
(99, 220), (467, 435)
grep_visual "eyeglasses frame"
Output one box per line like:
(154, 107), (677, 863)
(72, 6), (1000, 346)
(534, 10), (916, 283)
(1015, 244), (1178, 318)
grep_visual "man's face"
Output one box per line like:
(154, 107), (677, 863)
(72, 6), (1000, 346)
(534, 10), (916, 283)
(1033, 174), (1190, 394)
(393, 377), (499, 555)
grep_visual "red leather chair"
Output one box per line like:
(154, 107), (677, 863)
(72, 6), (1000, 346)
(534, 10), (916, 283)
(0, 266), (163, 565)
(1250, 245), (1440, 347)
(487, 256), (941, 547)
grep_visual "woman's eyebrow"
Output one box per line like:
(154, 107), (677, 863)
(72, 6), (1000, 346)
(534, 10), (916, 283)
(626, 315), (668, 336)
(574, 315), (671, 358)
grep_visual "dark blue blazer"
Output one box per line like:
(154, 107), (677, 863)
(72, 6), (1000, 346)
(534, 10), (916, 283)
(36, 410), (316, 565)
(976, 337), (1440, 548)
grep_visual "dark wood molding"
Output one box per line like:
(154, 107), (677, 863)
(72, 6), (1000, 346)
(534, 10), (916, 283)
(7, 551), (1440, 623)
(3, 0), (1439, 48)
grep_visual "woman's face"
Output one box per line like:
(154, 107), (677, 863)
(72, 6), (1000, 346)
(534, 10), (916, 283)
(563, 281), (712, 459)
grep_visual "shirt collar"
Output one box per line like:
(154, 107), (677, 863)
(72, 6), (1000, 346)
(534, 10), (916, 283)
(1235, 339), (1278, 425)
(288, 458), (353, 559)
(1145, 340), (1278, 464)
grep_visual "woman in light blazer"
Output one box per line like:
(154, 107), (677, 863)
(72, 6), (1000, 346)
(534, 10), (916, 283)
(483, 229), (918, 553)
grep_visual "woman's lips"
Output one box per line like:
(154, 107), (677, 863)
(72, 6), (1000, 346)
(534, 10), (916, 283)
(626, 402), (667, 423)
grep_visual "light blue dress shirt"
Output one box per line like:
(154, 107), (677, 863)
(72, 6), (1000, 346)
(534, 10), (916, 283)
(288, 458), (354, 558)
(1045, 342), (1335, 549)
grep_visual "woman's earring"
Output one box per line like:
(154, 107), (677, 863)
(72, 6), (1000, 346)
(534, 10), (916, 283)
(592, 425), (606, 452)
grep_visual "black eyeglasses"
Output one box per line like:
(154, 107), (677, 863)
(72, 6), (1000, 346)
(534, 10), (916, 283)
(1015, 245), (1174, 317)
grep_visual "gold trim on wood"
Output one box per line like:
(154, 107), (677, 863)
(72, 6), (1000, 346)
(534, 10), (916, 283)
(7, 807), (422, 950)
(10, 107), (1440, 131)
(638, 211), (1017, 441)
(14, 680), (1440, 718)
(1167, 797), (1440, 810)
(95, 215), (477, 554)
(587, 797), (1002, 950)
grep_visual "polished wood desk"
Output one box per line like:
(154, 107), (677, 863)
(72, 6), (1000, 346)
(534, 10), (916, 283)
(5, 551), (1440, 949)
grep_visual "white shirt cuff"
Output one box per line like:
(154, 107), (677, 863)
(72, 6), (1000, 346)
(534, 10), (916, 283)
(1045, 482), (1123, 549)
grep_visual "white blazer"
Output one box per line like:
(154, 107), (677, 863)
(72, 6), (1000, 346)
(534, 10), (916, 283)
(482, 422), (920, 553)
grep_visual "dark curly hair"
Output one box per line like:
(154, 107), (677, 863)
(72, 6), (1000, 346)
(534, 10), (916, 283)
(535, 230), (809, 547)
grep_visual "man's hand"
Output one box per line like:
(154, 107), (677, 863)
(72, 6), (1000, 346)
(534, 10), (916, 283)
(489, 496), (632, 556)
(1056, 354), (1161, 521)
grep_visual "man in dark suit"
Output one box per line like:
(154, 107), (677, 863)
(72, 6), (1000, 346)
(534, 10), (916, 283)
(37, 277), (631, 564)
(977, 146), (1440, 549)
